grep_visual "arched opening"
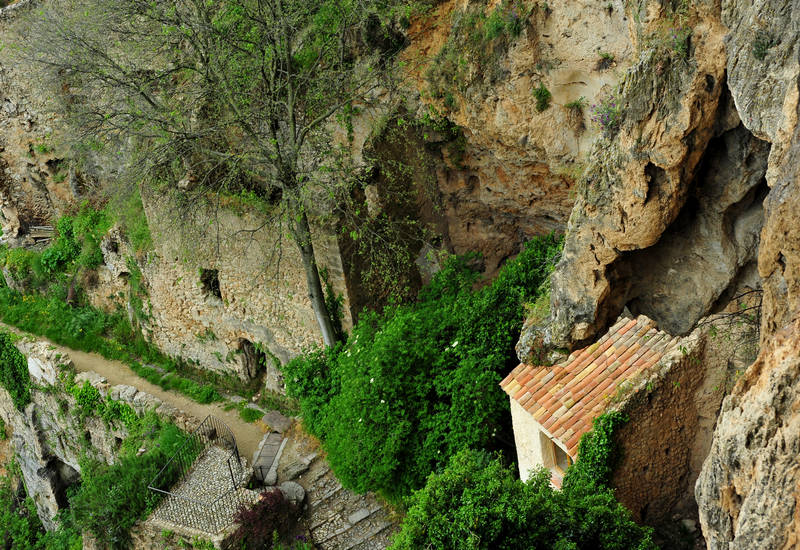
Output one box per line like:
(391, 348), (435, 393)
(238, 339), (267, 380)
(38, 457), (80, 510)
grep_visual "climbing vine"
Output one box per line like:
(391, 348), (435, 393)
(562, 410), (629, 492)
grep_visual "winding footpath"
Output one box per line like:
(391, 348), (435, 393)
(0, 322), (264, 460)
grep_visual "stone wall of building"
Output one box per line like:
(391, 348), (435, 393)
(509, 398), (548, 482)
(140, 191), (353, 384)
(609, 326), (732, 529)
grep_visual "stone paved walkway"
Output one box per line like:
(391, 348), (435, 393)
(150, 446), (259, 534)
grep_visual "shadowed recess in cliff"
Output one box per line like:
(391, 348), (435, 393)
(37, 457), (80, 510)
(611, 124), (770, 335)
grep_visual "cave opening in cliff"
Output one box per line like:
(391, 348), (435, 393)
(613, 123), (770, 336)
(200, 268), (222, 300)
(39, 458), (80, 510)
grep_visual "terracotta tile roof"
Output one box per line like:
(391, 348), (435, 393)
(501, 315), (679, 458)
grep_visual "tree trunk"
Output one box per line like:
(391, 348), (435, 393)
(292, 208), (339, 347)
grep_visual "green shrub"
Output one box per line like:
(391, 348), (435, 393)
(2, 247), (46, 288)
(752, 29), (774, 60)
(70, 380), (103, 418)
(0, 465), (48, 550)
(597, 51), (615, 70)
(591, 92), (624, 136)
(68, 414), (190, 548)
(565, 96), (587, 111)
(239, 406), (264, 423)
(0, 331), (30, 410)
(533, 83), (552, 112)
(391, 444), (655, 549)
(284, 234), (562, 501)
(562, 411), (629, 492)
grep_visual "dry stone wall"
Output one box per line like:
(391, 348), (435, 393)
(141, 191), (352, 382)
(609, 326), (732, 533)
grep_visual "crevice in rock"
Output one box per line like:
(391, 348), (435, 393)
(610, 122), (770, 335)
(238, 338), (267, 381)
(37, 457), (80, 510)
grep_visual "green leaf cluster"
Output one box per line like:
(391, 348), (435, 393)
(284, 234), (562, 501)
(0, 331), (30, 411)
(390, 435), (656, 549)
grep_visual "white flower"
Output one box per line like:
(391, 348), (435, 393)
(358, 418), (362, 422)
(380, 399), (385, 404)
(452, 340), (459, 347)
(370, 377), (374, 383)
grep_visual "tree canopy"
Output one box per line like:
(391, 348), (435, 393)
(23, 0), (418, 345)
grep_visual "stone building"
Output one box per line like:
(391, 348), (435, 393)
(502, 313), (735, 527)
(501, 315), (681, 486)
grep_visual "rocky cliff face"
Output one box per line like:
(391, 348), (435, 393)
(504, 0), (800, 546)
(695, 0), (800, 541)
(0, 336), (195, 530)
(397, 0), (633, 275)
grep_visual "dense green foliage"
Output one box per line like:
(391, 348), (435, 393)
(284, 235), (562, 500)
(0, 461), (51, 550)
(0, 331), (30, 410)
(562, 411), (629, 492)
(390, 430), (656, 549)
(533, 83), (552, 112)
(68, 413), (189, 547)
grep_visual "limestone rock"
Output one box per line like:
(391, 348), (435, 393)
(519, 9), (730, 352)
(261, 410), (292, 433)
(279, 481), (306, 507)
(696, 318), (800, 549)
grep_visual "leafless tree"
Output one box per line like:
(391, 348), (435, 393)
(19, 0), (415, 345)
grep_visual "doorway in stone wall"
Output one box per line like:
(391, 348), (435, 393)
(238, 339), (267, 380)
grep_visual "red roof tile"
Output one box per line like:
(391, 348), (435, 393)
(500, 315), (678, 458)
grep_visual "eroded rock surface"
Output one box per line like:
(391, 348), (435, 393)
(696, 318), (800, 549)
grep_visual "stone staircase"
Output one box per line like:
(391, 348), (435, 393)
(148, 445), (260, 535)
(304, 463), (397, 550)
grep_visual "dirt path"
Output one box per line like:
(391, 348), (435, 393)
(64, 348), (266, 460)
(2, 324), (265, 460)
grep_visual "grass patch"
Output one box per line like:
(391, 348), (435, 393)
(533, 83), (552, 112)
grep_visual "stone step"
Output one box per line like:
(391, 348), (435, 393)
(251, 432), (285, 482)
(329, 508), (394, 549)
(304, 469), (396, 550)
